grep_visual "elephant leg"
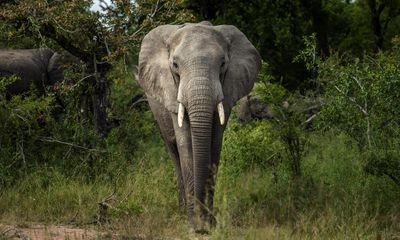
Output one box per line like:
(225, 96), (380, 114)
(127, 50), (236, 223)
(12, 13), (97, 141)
(171, 114), (196, 225)
(206, 112), (230, 226)
(206, 126), (222, 226)
(205, 172), (217, 227)
(147, 99), (186, 210)
(178, 140), (194, 223)
(165, 141), (186, 210)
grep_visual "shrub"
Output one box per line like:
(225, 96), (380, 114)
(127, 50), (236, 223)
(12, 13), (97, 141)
(315, 37), (400, 186)
(221, 120), (284, 179)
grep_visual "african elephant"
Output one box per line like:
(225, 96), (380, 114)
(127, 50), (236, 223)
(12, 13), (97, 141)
(138, 21), (261, 232)
(0, 48), (64, 97)
(236, 96), (276, 123)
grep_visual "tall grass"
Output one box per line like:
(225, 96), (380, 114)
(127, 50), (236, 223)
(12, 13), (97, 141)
(1, 116), (399, 239)
(212, 127), (400, 239)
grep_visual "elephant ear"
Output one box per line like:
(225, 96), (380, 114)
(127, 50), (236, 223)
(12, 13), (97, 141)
(214, 25), (261, 109)
(47, 52), (64, 86)
(138, 25), (181, 113)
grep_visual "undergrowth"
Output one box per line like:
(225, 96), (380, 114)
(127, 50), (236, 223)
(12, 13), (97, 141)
(1, 120), (399, 239)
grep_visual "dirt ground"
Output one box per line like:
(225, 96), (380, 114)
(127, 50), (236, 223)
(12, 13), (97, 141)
(0, 223), (209, 240)
(0, 224), (115, 240)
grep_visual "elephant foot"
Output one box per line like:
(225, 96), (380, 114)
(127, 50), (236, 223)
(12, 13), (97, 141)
(189, 213), (215, 234)
(194, 227), (209, 235)
(191, 222), (209, 235)
(208, 214), (216, 228)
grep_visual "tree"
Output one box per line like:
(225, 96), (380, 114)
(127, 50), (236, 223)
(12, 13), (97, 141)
(365, 0), (400, 51)
(316, 38), (400, 186)
(0, 0), (195, 137)
(185, 0), (226, 20)
(300, 0), (329, 58)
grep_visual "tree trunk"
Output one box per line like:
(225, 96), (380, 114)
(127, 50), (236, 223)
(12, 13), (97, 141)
(367, 0), (385, 52)
(90, 54), (110, 138)
(310, 0), (329, 58)
(301, 0), (330, 58)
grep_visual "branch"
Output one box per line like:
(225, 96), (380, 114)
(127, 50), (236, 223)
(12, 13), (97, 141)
(333, 84), (371, 147)
(128, 25), (144, 39)
(40, 23), (91, 62)
(351, 76), (364, 92)
(99, 0), (113, 12)
(71, 73), (96, 88)
(303, 112), (319, 125)
(97, 182), (129, 223)
(129, 98), (147, 110)
(150, 0), (161, 18)
(39, 137), (106, 152)
(333, 85), (368, 116)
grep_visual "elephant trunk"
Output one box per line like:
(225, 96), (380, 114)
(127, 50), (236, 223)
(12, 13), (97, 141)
(187, 76), (215, 219)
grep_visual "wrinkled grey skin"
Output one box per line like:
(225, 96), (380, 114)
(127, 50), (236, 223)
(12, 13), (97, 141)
(236, 96), (276, 123)
(0, 48), (64, 97)
(138, 22), (261, 232)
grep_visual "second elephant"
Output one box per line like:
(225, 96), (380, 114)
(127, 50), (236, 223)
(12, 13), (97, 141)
(0, 48), (64, 97)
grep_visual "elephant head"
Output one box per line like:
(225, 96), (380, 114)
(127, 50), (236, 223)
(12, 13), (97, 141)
(138, 22), (261, 231)
(42, 48), (64, 87)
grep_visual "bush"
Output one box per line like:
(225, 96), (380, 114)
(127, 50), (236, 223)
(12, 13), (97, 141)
(0, 75), (57, 185)
(221, 120), (284, 179)
(0, 60), (156, 188)
(307, 37), (400, 186)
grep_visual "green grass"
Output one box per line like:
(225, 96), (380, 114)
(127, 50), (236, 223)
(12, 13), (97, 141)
(212, 131), (400, 239)
(1, 125), (399, 239)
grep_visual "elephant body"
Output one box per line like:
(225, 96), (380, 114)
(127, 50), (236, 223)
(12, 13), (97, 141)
(138, 22), (261, 232)
(0, 48), (64, 97)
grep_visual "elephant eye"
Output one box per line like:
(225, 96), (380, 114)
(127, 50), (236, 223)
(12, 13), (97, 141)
(173, 62), (179, 70)
(221, 56), (227, 69)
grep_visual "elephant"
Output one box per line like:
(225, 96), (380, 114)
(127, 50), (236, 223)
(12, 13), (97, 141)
(236, 95), (322, 128)
(138, 21), (261, 232)
(236, 95), (276, 123)
(0, 48), (64, 98)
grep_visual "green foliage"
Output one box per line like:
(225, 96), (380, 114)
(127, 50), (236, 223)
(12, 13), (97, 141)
(0, 59), (157, 188)
(106, 62), (157, 160)
(214, 131), (400, 239)
(318, 52), (399, 142)
(253, 62), (287, 106)
(0, 76), (57, 184)
(211, 0), (311, 90)
(252, 62), (309, 179)
(314, 36), (400, 185)
(221, 120), (284, 178)
(191, 0), (400, 91)
(293, 34), (320, 72)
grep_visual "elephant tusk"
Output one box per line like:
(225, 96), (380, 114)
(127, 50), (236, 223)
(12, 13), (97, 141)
(217, 102), (225, 125)
(178, 102), (185, 127)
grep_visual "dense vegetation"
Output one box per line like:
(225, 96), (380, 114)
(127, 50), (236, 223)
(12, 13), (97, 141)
(0, 0), (399, 239)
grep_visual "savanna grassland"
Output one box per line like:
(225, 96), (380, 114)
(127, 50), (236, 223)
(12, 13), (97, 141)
(1, 0), (400, 239)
